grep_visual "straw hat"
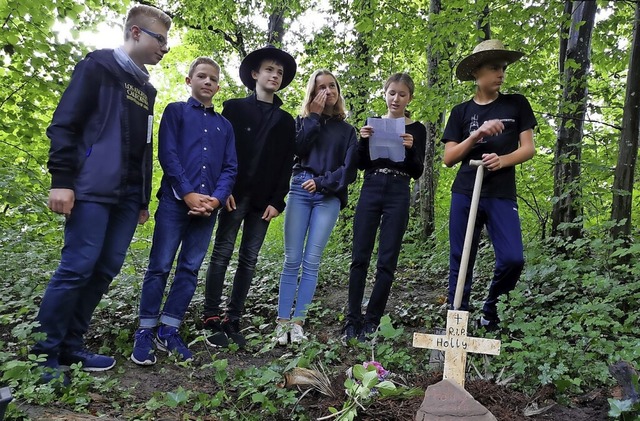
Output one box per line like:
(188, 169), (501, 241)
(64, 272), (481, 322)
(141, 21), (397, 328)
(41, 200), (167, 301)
(239, 44), (297, 91)
(455, 39), (524, 81)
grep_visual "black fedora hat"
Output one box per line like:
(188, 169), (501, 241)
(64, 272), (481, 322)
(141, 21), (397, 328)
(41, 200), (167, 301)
(239, 45), (297, 91)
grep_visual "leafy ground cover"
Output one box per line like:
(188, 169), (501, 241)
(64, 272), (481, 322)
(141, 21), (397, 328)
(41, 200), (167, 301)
(0, 215), (637, 420)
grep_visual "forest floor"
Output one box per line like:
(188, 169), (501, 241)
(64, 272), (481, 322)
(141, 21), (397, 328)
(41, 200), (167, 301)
(12, 264), (614, 421)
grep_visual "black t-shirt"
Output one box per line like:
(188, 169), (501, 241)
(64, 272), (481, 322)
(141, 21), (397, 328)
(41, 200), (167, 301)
(441, 93), (536, 200)
(243, 99), (276, 187)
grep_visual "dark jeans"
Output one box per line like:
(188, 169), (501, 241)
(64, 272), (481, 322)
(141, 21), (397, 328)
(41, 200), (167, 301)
(203, 196), (270, 321)
(347, 172), (410, 328)
(447, 193), (524, 320)
(138, 194), (217, 328)
(32, 189), (141, 362)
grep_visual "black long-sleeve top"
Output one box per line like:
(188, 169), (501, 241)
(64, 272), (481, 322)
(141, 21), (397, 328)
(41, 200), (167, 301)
(357, 119), (427, 180)
(292, 113), (359, 209)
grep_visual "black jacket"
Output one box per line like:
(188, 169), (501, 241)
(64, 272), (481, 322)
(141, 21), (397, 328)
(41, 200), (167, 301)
(222, 94), (295, 213)
(47, 49), (155, 207)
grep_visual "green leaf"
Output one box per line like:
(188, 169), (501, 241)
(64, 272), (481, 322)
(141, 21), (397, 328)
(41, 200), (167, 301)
(354, 17), (373, 33)
(352, 364), (366, 381)
(376, 381), (397, 396)
(361, 370), (379, 389)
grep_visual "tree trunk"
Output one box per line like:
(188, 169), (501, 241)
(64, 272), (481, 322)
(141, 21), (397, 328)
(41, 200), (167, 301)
(267, 7), (286, 45)
(418, 0), (442, 240)
(343, 0), (372, 124)
(558, 0), (572, 74)
(551, 0), (597, 241)
(611, 0), (640, 240)
(476, 2), (490, 42)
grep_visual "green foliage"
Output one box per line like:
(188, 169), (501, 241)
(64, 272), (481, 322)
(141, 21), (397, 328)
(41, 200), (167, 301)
(1, 0), (640, 419)
(321, 318), (423, 420)
(608, 397), (640, 420)
(485, 229), (640, 396)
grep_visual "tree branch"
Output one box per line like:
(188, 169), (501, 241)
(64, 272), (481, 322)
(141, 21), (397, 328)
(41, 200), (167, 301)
(0, 80), (29, 110)
(535, 110), (622, 131)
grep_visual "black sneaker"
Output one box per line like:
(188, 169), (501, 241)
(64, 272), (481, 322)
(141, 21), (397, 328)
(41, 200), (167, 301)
(222, 317), (246, 348)
(203, 316), (229, 348)
(341, 323), (359, 346)
(477, 316), (500, 332)
(358, 322), (378, 343)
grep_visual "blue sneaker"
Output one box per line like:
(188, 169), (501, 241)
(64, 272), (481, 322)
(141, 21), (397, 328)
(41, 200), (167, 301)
(155, 325), (193, 362)
(130, 328), (157, 366)
(36, 356), (70, 387)
(39, 366), (71, 387)
(59, 349), (116, 372)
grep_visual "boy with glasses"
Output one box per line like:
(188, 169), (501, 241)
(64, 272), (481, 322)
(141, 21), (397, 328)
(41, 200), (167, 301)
(32, 5), (171, 383)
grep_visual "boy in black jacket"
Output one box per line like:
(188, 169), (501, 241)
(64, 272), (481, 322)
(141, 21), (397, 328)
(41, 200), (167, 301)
(33, 5), (171, 382)
(202, 45), (297, 348)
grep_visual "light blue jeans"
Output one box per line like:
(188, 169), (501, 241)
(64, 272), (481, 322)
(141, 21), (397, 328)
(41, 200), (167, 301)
(277, 172), (340, 320)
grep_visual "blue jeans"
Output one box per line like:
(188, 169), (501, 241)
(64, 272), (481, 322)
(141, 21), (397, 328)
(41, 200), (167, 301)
(346, 172), (410, 328)
(448, 193), (524, 319)
(32, 188), (141, 361)
(277, 172), (341, 320)
(138, 194), (217, 328)
(203, 196), (270, 321)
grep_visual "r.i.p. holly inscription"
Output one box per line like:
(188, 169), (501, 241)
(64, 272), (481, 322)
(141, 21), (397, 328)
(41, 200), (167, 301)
(413, 310), (501, 387)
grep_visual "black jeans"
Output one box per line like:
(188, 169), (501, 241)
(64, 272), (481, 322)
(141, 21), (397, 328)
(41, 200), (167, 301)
(346, 172), (410, 328)
(203, 196), (270, 321)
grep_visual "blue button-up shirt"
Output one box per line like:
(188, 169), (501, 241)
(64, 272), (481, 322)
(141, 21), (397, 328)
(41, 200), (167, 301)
(158, 97), (237, 202)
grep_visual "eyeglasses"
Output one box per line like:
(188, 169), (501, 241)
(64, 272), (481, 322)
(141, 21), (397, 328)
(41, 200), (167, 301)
(138, 26), (168, 48)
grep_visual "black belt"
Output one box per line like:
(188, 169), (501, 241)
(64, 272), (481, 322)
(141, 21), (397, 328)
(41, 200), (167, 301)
(373, 168), (410, 178)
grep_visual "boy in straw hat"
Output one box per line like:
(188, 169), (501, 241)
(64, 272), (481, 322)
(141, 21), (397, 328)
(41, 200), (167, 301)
(201, 45), (297, 348)
(442, 39), (536, 331)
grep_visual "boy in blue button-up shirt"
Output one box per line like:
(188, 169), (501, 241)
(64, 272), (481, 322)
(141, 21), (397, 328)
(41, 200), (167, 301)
(131, 57), (237, 365)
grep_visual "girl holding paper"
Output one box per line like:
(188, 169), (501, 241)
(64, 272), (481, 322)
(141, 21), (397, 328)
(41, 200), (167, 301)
(342, 72), (426, 344)
(275, 69), (358, 345)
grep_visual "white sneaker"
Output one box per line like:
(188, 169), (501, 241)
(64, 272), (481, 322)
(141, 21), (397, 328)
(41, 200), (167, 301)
(274, 322), (289, 346)
(290, 323), (308, 344)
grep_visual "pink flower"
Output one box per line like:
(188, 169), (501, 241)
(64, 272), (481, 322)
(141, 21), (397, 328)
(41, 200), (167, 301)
(363, 361), (389, 380)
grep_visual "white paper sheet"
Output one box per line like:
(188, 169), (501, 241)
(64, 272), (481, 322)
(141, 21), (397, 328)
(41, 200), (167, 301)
(367, 117), (405, 162)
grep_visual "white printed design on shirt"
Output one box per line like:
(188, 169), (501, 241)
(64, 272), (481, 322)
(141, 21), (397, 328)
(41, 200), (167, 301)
(470, 114), (486, 144)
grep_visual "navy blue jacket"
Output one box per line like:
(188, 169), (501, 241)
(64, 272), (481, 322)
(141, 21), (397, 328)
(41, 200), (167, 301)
(47, 49), (156, 207)
(221, 94), (295, 213)
(157, 97), (237, 203)
(293, 113), (358, 209)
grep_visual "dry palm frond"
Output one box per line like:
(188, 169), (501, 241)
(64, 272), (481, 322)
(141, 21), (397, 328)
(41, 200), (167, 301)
(523, 401), (556, 416)
(279, 365), (335, 397)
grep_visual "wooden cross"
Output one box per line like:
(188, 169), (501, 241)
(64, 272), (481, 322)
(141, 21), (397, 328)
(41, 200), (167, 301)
(413, 310), (501, 387)
(413, 161), (501, 388)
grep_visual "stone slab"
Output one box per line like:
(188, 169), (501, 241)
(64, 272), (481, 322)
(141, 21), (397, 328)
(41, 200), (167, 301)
(415, 379), (497, 421)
